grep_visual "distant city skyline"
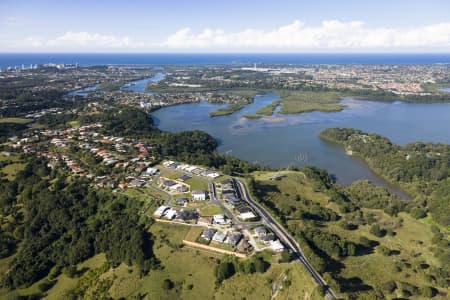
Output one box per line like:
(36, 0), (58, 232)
(1, 0), (450, 53)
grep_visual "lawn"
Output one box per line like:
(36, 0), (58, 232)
(67, 120), (79, 127)
(123, 187), (168, 214)
(184, 226), (205, 242)
(199, 205), (224, 216)
(0, 117), (32, 124)
(160, 169), (181, 179)
(213, 175), (232, 183)
(185, 177), (208, 190)
(125, 187), (168, 202)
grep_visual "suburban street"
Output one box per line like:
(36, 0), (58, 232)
(233, 178), (337, 299)
(154, 166), (264, 228)
(153, 165), (336, 298)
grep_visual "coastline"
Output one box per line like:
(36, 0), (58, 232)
(318, 133), (413, 200)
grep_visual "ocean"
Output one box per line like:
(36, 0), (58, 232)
(1, 53), (450, 68)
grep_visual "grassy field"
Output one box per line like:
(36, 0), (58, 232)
(159, 168), (181, 179)
(1, 220), (319, 299)
(210, 102), (247, 117)
(134, 222), (218, 300)
(229, 89), (259, 97)
(146, 85), (217, 93)
(124, 187), (168, 202)
(123, 187), (168, 215)
(255, 100), (281, 115)
(103, 263), (141, 299)
(184, 177), (208, 190)
(242, 114), (263, 119)
(143, 222), (318, 300)
(421, 82), (450, 93)
(216, 263), (321, 300)
(0, 153), (25, 180)
(277, 91), (344, 114)
(67, 120), (80, 127)
(199, 205), (224, 216)
(251, 170), (450, 299)
(252, 170), (330, 206)
(96, 81), (124, 91)
(1, 162), (26, 180)
(0, 254), (107, 299)
(243, 99), (281, 119)
(184, 226), (205, 242)
(44, 254), (107, 300)
(0, 117), (32, 124)
(327, 210), (450, 299)
(213, 175), (232, 183)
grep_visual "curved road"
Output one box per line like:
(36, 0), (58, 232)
(233, 178), (337, 299)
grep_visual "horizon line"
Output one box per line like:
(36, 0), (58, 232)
(2, 52), (450, 55)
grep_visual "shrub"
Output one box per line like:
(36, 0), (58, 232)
(215, 261), (235, 284)
(381, 280), (397, 293)
(162, 278), (174, 290)
(253, 257), (270, 273)
(370, 224), (386, 237)
(377, 245), (391, 256)
(65, 265), (78, 278)
(278, 250), (293, 263)
(419, 286), (435, 298)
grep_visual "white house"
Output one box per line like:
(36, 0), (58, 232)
(270, 240), (284, 252)
(213, 214), (227, 225)
(164, 208), (177, 220)
(207, 172), (220, 179)
(238, 211), (257, 221)
(145, 167), (159, 175)
(154, 206), (169, 218)
(192, 190), (207, 201)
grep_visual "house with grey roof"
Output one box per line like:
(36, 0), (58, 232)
(225, 232), (242, 247)
(212, 231), (227, 243)
(201, 228), (217, 241)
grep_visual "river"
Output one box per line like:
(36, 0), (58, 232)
(67, 74), (450, 199)
(151, 93), (450, 199)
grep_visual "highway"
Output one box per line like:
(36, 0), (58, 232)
(233, 178), (337, 299)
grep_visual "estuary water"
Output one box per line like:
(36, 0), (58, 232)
(2, 53), (450, 68)
(151, 94), (450, 198)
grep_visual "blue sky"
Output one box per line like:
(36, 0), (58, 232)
(1, 0), (450, 52)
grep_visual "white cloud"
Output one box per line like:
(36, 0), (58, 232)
(163, 20), (450, 51)
(2, 20), (450, 52)
(0, 31), (144, 51)
(47, 31), (138, 49)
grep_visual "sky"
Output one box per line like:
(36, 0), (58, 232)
(1, 0), (450, 53)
